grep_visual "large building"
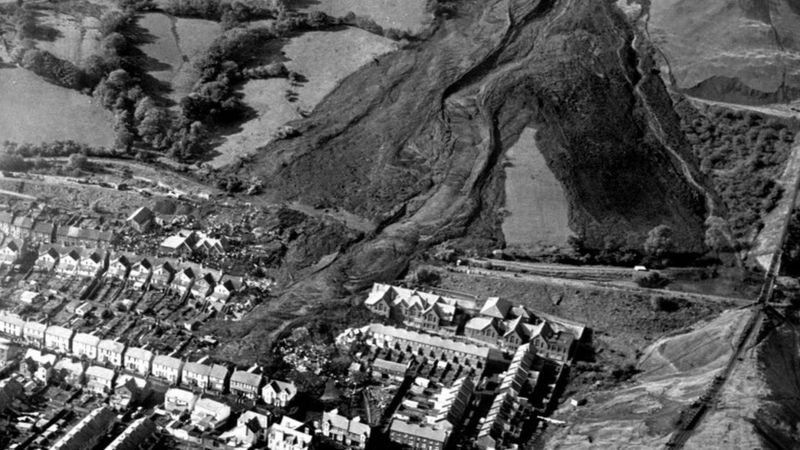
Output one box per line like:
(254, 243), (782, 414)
(268, 416), (312, 450)
(363, 324), (501, 369)
(364, 283), (473, 333)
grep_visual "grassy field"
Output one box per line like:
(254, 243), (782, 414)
(139, 13), (222, 102)
(0, 67), (115, 146)
(501, 127), (573, 247)
(35, 11), (102, 66)
(209, 26), (397, 168)
(299, 0), (431, 34)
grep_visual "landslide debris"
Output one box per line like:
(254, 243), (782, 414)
(235, 0), (713, 289)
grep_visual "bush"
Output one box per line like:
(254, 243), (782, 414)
(635, 271), (669, 288)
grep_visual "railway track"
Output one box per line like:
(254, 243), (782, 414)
(664, 135), (800, 448)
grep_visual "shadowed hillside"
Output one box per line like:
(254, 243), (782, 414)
(233, 0), (715, 288)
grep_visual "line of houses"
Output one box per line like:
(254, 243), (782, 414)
(0, 314), (296, 403)
(31, 244), (241, 303)
(0, 211), (112, 249)
(365, 283), (582, 363)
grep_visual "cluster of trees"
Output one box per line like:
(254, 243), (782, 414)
(162, 0), (286, 23)
(677, 102), (797, 243)
(13, 5), (59, 41)
(17, 47), (86, 89)
(2, 140), (110, 158)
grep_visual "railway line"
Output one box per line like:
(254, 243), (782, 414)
(664, 137), (800, 448)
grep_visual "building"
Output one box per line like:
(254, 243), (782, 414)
(479, 297), (512, 320)
(129, 257), (153, 289)
(389, 420), (450, 450)
(111, 375), (150, 410)
(0, 337), (22, 364)
(465, 317), (501, 345)
(22, 321), (48, 347)
(262, 380), (297, 407)
(85, 365), (116, 394)
(51, 406), (115, 450)
(106, 417), (157, 450)
(35, 246), (60, 271)
(211, 278), (238, 303)
(230, 370), (263, 399)
(56, 248), (81, 274)
(108, 254), (132, 279)
(219, 410), (269, 448)
(191, 397), (232, 430)
(364, 284), (462, 333)
(0, 239), (23, 265)
(529, 322), (574, 363)
(182, 361), (212, 390)
(164, 388), (198, 415)
(72, 332), (100, 360)
(321, 409), (371, 448)
(30, 221), (55, 245)
(174, 267), (196, 295)
(77, 249), (106, 277)
(44, 325), (74, 354)
(191, 272), (216, 298)
(209, 364), (230, 393)
(53, 357), (85, 385)
(152, 354), (184, 384)
(20, 348), (56, 383)
(97, 339), (126, 367)
(151, 260), (176, 288)
(0, 211), (15, 235)
(363, 324), (500, 369)
(268, 416), (313, 450)
(160, 231), (197, 256)
(123, 347), (154, 377)
(10, 216), (33, 239)
(127, 207), (155, 233)
(0, 313), (24, 337)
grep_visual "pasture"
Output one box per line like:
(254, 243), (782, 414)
(0, 67), (115, 147)
(501, 127), (573, 247)
(300, 0), (431, 34)
(208, 26), (397, 168)
(139, 13), (222, 102)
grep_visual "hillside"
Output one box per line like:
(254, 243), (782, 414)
(642, 0), (800, 104)
(234, 0), (715, 287)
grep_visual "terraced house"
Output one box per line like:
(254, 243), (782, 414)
(44, 325), (74, 354)
(97, 339), (126, 367)
(107, 254), (131, 279)
(0, 239), (23, 265)
(209, 364), (230, 393)
(22, 321), (47, 348)
(230, 370), (263, 399)
(35, 246), (60, 271)
(129, 257), (153, 289)
(152, 355), (183, 384)
(123, 347), (154, 377)
(72, 332), (100, 360)
(78, 249), (106, 277)
(182, 361), (212, 390)
(0, 314), (24, 337)
(30, 221), (55, 245)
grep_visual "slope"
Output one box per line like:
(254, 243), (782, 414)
(233, 0), (713, 289)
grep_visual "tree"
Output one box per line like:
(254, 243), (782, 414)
(704, 216), (729, 258)
(644, 224), (673, 259)
(67, 153), (88, 170)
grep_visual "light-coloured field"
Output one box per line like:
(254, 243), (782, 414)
(302, 0), (430, 34)
(209, 26), (397, 167)
(501, 127), (572, 247)
(0, 67), (115, 146)
(139, 13), (222, 102)
(35, 12), (102, 66)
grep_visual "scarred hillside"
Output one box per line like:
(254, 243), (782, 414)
(233, 0), (715, 287)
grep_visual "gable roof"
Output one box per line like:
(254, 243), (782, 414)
(480, 297), (512, 319)
(127, 207), (154, 225)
